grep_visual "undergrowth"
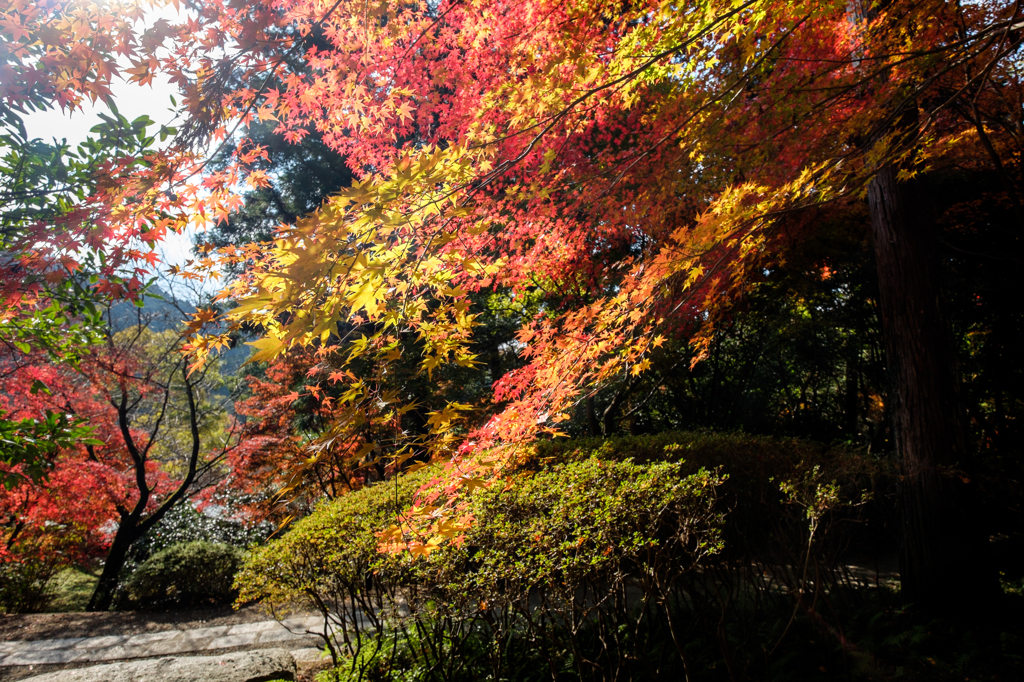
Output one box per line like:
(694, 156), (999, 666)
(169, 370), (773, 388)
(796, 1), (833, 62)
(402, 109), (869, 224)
(236, 432), (1020, 681)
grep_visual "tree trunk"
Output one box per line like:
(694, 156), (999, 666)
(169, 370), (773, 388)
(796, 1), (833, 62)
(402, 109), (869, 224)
(586, 396), (600, 437)
(87, 522), (140, 611)
(843, 340), (859, 437)
(867, 164), (999, 611)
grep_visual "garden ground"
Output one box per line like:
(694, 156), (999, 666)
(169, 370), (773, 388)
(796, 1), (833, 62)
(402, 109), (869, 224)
(0, 603), (273, 642)
(0, 607), (326, 681)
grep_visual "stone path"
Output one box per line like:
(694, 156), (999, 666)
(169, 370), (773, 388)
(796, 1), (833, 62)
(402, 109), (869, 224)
(0, 616), (326, 668)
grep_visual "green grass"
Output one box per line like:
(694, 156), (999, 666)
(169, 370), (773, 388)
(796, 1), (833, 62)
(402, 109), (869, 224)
(46, 567), (98, 612)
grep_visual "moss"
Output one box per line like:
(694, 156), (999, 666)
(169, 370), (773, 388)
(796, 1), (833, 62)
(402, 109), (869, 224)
(45, 567), (98, 612)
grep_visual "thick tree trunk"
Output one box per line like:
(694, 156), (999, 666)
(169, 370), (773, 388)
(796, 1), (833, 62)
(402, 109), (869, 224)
(844, 340), (859, 437)
(87, 522), (140, 611)
(867, 165), (999, 610)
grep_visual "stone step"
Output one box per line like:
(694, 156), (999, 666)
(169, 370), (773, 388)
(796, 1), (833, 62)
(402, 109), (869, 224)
(19, 648), (298, 682)
(0, 617), (326, 667)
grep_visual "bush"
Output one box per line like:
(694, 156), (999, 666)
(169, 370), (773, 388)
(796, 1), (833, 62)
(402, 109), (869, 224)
(533, 430), (889, 565)
(236, 469), (429, 623)
(125, 541), (243, 609)
(121, 497), (271, 571)
(236, 432), (884, 680)
(0, 560), (55, 614)
(113, 496), (271, 608)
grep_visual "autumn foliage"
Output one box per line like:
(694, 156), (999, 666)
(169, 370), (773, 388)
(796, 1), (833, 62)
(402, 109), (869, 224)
(161, 0), (1022, 554)
(227, 349), (362, 520)
(0, 352), (174, 609)
(2, 0), (1024, 619)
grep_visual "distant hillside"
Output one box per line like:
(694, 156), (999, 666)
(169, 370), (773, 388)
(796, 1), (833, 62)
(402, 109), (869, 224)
(110, 289), (251, 380)
(109, 288), (194, 333)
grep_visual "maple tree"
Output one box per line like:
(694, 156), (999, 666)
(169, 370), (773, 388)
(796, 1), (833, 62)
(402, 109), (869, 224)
(83, 313), (235, 611)
(0, 298), (236, 611)
(168, 0), (1023, 611)
(0, 1), (176, 315)
(226, 285), (533, 523)
(0, 0), (251, 610)
(227, 348), (361, 521)
(0, 0), (227, 491)
(4, 0), (1024, 614)
(0, 354), (165, 611)
(0, 0), (271, 357)
(205, 120), (355, 259)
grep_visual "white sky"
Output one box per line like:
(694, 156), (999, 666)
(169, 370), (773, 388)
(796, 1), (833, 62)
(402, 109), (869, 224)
(21, 3), (201, 271)
(21, 77), (179, 148)
(22, 77), (201, 269)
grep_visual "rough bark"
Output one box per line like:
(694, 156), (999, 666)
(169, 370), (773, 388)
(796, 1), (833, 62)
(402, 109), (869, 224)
(867, 164), (999, 610)
(87, 526), (140, 611)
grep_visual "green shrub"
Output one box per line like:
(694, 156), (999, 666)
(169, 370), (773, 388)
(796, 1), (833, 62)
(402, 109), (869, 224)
(126, 541), (243, 609)
(113, 497), (272, 608)
(236, 470), (428, 615)
(0, 560), (55, 614)
(237, 432), (884, 680)
(425, 457), (725, 614)
(534, 431), (887, 561)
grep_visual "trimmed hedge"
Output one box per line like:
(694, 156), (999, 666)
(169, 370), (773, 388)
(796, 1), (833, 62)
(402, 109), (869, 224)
(126, 541), (243, 609)
(236, 469), (426, 613)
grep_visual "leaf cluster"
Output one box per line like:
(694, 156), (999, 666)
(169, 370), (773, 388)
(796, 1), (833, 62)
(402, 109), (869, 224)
(0, 406), (100, 488)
